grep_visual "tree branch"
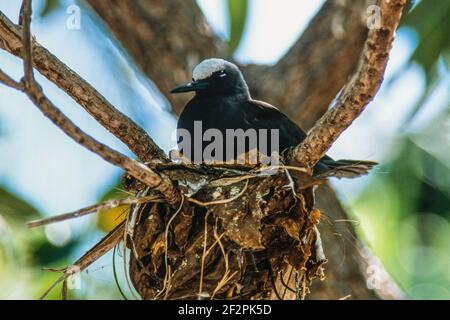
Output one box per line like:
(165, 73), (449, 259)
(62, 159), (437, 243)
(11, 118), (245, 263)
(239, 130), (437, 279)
(3, 70), (179, 205)
(19, 0), (33, 85)
(27, 194), (162, 229)
(291, 0), (407, 171)
(0, 11), (166, 162)
(0, 68), (23, 90)
(245, 0), (372, 130)
(0, 3), (180, 206)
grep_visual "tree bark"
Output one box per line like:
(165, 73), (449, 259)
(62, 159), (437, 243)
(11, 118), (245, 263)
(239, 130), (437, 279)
(245, 0), (372, 130)
(0, 11), (166, 162)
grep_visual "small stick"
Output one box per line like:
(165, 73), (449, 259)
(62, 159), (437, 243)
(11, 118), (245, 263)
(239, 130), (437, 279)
(27, 195), (161, 228)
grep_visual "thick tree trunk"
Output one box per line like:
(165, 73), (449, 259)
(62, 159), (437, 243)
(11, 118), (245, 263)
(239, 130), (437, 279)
(85, 0), (401, 299)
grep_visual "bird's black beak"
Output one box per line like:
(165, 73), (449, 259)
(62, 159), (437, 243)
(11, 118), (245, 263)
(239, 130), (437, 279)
(170, 79), (209, 94)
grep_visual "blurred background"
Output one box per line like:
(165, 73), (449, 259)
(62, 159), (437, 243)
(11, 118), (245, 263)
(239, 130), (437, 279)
(0, 0), (448, 299)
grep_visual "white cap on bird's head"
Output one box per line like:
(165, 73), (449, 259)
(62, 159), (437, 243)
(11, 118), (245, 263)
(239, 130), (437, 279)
(192, 58), (229, 81)
(171, 58), (249, 96)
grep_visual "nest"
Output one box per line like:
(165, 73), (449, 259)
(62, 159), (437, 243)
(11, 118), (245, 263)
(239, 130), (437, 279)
(126, 161), (327, 300)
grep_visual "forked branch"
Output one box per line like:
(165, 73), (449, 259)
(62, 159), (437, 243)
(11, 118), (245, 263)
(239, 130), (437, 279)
(290, 0), (407, 170)
(0, 11), (166, 162)
(0, 1), (180, 206)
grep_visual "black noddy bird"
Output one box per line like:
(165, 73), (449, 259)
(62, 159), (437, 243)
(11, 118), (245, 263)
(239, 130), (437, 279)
(171, 58), (376, 178)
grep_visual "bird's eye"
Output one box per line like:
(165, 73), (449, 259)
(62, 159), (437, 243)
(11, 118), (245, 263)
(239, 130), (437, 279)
(218, 70), (227, 78)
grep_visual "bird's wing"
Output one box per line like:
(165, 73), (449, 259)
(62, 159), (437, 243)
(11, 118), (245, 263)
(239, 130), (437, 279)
(245, 99), (307, 150)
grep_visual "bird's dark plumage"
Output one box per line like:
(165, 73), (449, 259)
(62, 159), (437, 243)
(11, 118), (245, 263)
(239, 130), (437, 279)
(172, 58), (376, 178)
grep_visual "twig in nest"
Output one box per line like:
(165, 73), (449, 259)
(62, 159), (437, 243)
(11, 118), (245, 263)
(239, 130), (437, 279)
(122, 212), (140, 300)
(281, 267), (294, 300)
(27, 194), (162, 228)
(279, 270), (296, 295)
(153, 195), (185, 299)
(197, 213), (227, 299)
(295, 271), (300, 300)
(254, 165), (307, 175)
(198, 210), (212, 298)
(113, 244), (128, 300)
(271, 272), (283, 300)
(211, 218), (238, 299)
(39, 221), (126, 299)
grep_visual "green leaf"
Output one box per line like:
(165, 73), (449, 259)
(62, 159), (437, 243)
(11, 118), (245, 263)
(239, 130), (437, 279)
(227, 0), (248, 54)
(28, 236), (79, 266)
(0, 186), (40, 224)
(402, 0), (450, 79)
(40, 0), (61, 17)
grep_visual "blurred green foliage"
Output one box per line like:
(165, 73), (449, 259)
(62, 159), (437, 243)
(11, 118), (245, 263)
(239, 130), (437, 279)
(0, 186), (39, 225)
(402, 0), (450, 82)
(400, 0), (450, 124)
(353, 112), (450, 298)
(96, 181), (128, 233)
(350, 1), (450, 298)
(39, 0), (60, 17)
(227, 0), (248, 54)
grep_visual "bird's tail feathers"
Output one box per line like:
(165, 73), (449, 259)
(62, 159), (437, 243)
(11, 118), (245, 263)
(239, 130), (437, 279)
(317, 159), (378, 179)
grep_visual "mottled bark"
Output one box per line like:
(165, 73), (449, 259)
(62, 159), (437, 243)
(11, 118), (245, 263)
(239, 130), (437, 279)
(0, 7), (180, 206)
(245, 0), (372, 130)
(0, 11), (166, 162)
(292, 0), (406, 170)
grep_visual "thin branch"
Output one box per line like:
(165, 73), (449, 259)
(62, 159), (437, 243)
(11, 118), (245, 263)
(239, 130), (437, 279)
(0, 5), (180, 206)
(245, 0), (371, 130)
(20, 0), (33, 85)
(39, 221), (126, 300)
(27, 194), (162, 229)
(0, 11), (166, 162)
(0, 68), (23, 90)
(290, 0), (407, 170)
(7, 70), (179, 204)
